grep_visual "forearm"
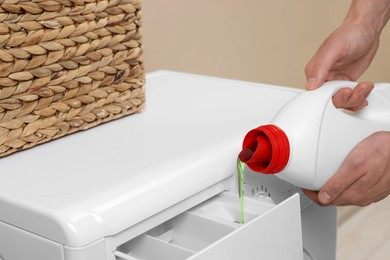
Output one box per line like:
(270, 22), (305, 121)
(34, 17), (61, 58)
(345, 0), (390, 34)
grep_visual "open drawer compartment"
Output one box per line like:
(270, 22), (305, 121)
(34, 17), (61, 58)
(113, 192), (302, 260)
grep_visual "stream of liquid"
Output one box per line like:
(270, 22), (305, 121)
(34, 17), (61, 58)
(237, 158), (245, 224)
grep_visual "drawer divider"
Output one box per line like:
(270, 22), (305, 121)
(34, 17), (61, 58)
(113, 250), (139, 260)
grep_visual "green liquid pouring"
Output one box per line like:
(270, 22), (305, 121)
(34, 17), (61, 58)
(237, 158), (245, 224)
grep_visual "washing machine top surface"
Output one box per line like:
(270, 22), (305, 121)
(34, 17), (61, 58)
(0, 71), (300, 246)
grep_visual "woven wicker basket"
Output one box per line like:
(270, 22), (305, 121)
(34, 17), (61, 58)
(0, 0), (145, 157)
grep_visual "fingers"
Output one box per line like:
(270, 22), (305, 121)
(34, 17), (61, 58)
(301, 189), (323, 205)
(332, 82), (374, 111)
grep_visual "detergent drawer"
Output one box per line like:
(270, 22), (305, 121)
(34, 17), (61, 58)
(113, 192), (302, 260)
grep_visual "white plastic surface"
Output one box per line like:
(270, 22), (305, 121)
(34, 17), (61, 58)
(115, 192), (302, 260)
(0, 71), (300, 247)
(189, 192), (274, 225)
(0, 220), (64, 260)
(115, 234), (194, 260)
(272, 81), (390, 190)
(301, 203), (337, 260)
(190, 193), (302, 260)
(147, 211), (235, 252)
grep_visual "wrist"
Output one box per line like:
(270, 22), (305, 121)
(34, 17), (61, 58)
(344, 0), (390, 35)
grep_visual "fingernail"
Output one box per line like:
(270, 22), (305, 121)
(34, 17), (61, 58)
(306, 78), (317, 90)
(319, 191), (332, 204)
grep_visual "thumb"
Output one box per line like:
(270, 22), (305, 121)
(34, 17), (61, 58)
(305, 48), (339, 90)
(318, 160), (365, 204)
(318, 189), (333, 204)
(318, 175), (347, 205)
(305, 62), (329, 90)
(306, 77), (321, 90)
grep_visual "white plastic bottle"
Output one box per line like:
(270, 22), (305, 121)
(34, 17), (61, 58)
(239, 81), (390, 190)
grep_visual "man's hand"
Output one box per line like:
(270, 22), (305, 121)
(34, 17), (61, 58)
(303, 131), (390, 206)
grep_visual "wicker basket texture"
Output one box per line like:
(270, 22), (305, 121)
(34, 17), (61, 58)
(0, 0), (145, 157)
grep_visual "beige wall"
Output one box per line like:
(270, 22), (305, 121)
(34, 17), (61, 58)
(142, 1), (390, 89)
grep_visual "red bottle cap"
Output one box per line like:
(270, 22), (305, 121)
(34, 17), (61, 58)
(239, 124), (290, 174)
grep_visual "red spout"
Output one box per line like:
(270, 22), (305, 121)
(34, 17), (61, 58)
(240, 124), (290, 174)
(239, 136), (272, 163)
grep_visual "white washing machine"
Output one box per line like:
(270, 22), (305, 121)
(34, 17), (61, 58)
(0, 71), (336, 260)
